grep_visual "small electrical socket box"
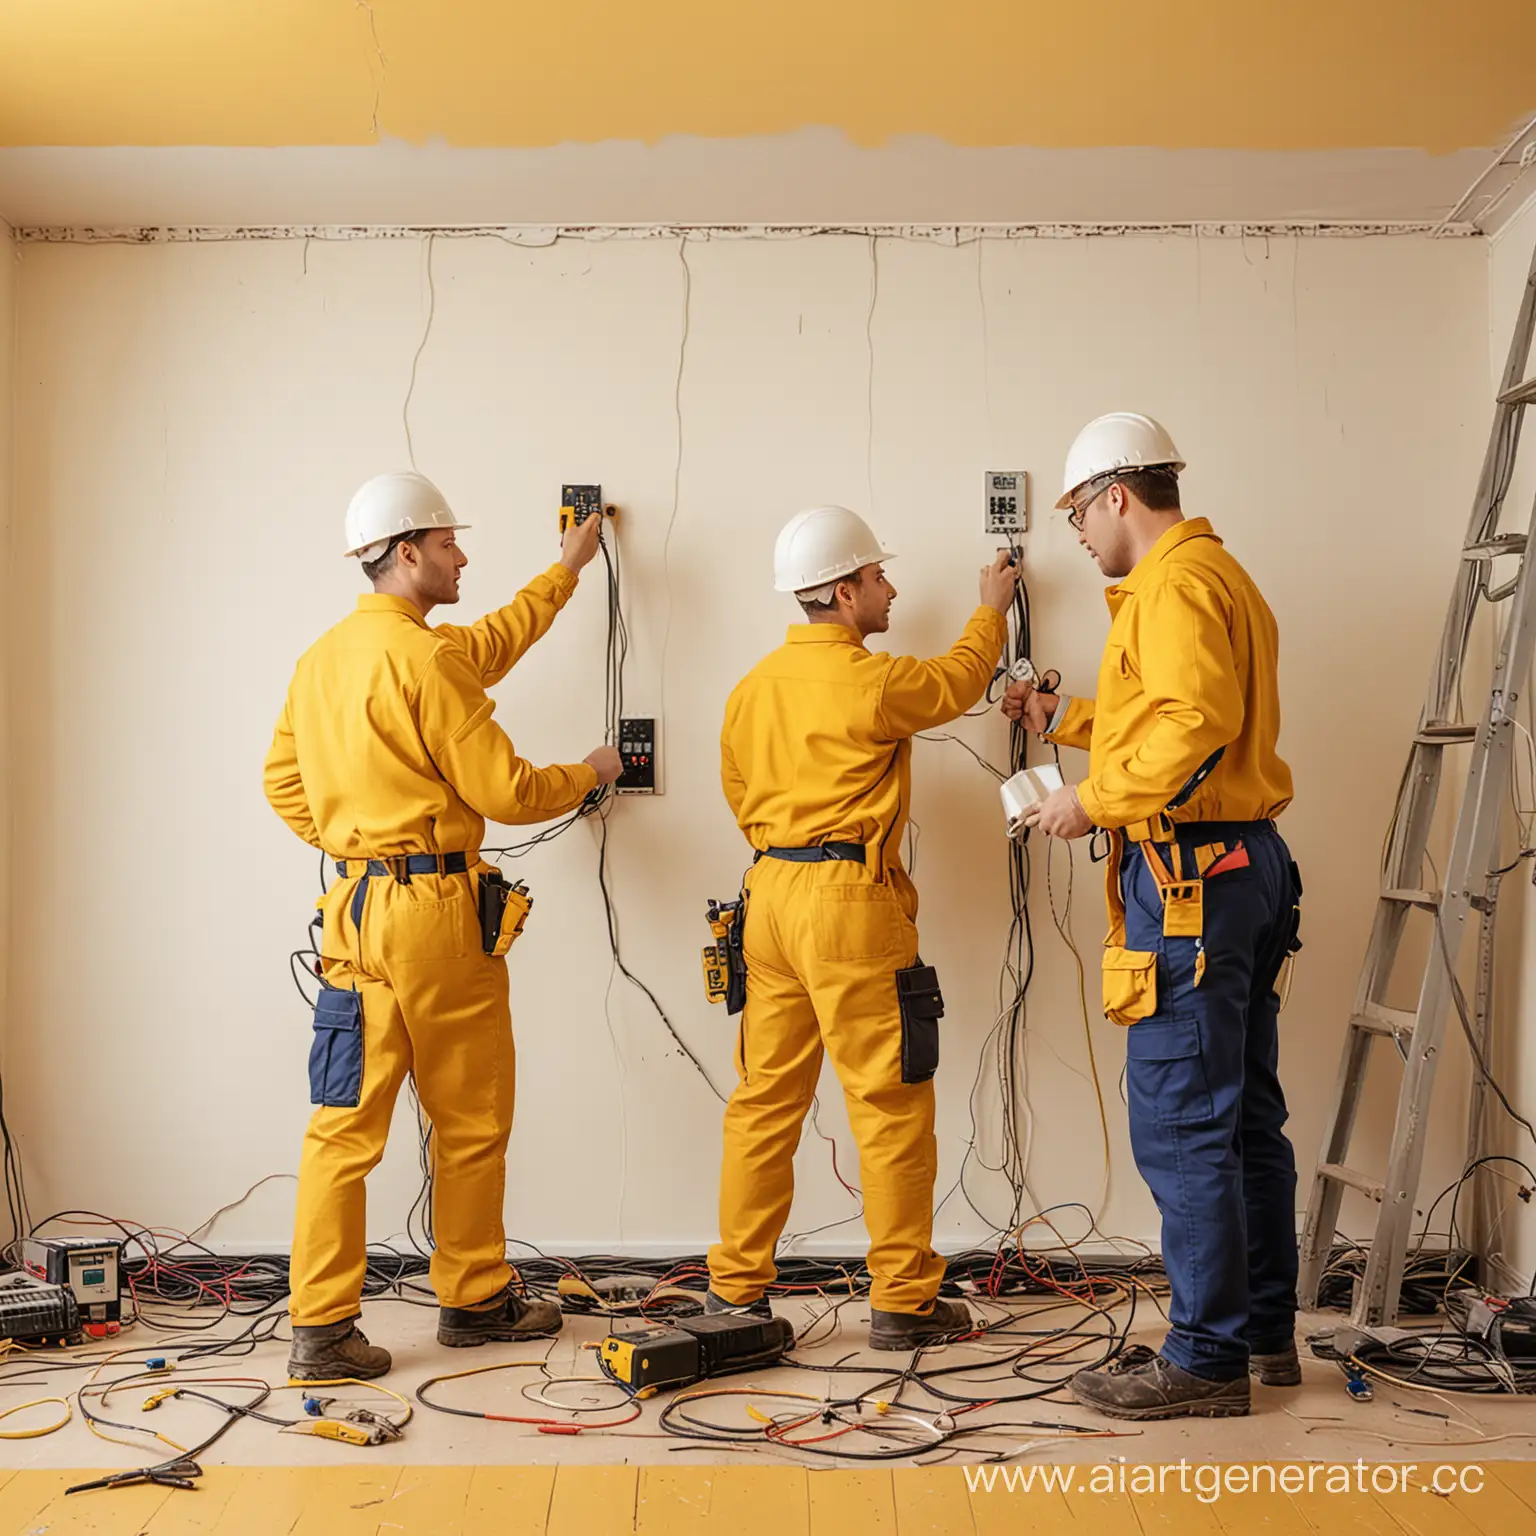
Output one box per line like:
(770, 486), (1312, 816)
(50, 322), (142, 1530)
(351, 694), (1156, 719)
(560, 484), (618, 533)
(617, 717), (658, 794)
(985, 471), (1028, 537)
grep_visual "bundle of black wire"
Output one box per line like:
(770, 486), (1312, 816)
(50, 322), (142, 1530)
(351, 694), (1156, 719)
(1310, 1244), (1478, 1317)
(941, 545), (1044, 1234)
(1308, 1323), (1536, 1394)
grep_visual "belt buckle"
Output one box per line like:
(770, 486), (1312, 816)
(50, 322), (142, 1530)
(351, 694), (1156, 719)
(387, 855), (412, 885)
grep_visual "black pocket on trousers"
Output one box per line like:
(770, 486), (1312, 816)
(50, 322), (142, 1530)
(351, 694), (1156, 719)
(309, 987), (364, 1108)
(897, 963), (944, 1084)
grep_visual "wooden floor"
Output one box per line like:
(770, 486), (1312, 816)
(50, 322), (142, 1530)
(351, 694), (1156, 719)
(3, 1462), (1535, 1535)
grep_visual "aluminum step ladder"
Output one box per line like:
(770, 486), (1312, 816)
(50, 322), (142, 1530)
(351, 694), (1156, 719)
(1297, 233), (1536, 1327)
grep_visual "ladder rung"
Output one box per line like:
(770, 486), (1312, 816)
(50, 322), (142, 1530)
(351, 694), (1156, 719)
(1319, 1163), (1386, 1203)
(1381, 888), (1441, 909)
(1497, 376), (1536, 407)
(1353, 1003), (1416, 1038)
(1463, 534), (1528, 560)
(1414, 723), (1478, 744)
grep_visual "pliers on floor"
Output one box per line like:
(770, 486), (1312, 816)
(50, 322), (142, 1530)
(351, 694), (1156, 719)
(67, 1457), (203, 1496)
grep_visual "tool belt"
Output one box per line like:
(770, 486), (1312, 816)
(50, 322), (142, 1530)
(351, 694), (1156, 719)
(334, 852), (471, 882)
(1101, 818), (1272, 1026)
(756, 842), (865, 864)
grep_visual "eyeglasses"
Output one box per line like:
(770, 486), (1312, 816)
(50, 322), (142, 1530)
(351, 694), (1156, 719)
(1065, 474), (1118, 531)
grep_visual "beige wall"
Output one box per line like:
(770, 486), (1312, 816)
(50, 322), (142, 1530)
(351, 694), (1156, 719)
(0, 219), (12, 1222)
(8, 231), (1489, 1255)
(1488, 196), (1536, 1289)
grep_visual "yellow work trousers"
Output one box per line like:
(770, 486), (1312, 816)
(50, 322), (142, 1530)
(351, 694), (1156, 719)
(708, 857), (946, 1313)
(289, 864), (515, 1326)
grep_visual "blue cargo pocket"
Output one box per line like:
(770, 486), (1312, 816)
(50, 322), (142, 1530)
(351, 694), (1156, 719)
(1124, 1014), (1213, 1125)
(309, 987), (364, 1108)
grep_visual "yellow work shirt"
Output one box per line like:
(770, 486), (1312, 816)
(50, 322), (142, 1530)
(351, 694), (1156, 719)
(722, 608), (1007, 868)
(263, 566), (598, 858)
(1047, 519), (1293, 829)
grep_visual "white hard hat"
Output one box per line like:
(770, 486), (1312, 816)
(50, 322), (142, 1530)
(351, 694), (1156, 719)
(1056, 413), (1185, 509)
(343, 471), (471, 560)
(773, 506), (894, 595)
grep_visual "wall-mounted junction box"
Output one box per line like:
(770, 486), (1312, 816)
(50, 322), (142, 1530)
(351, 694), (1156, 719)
(985, 471), (1028, 537)
(617, 717), (658, 794)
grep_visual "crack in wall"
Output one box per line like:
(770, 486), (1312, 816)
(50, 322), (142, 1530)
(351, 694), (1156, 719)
(354, 0), (387, 140)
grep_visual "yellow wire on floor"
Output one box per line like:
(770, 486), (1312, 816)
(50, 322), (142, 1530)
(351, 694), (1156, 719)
(80, 1347), (190, 1455)
(0, 1397), (73, 1439)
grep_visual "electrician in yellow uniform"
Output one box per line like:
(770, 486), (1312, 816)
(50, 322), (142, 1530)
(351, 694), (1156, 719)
(707, 506), (1017, 1350)
(1005, 414), (1299, 1419)
(264, 471), (622, 1380)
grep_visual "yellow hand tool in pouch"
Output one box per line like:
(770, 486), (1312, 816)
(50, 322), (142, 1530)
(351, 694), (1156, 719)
(701, 897), (746, 1014)
(478, 869), (533, 957)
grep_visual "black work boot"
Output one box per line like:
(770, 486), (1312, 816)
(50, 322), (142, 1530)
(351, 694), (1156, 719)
(437, 1286), (563, 1348)
(1071, 1345), (1249, 1420)
(1249, 1339), (1302, 1387)
(287, 1318), (392, 1381)
(868, 1297), (974, 1351)
(704, 1289), (773, 1319)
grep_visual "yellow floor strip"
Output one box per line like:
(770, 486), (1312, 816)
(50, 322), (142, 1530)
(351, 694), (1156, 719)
(890, 1465), (976, 1536)
(966, 1474), (1064, 1535)
(807, 1468), (896, 1533)
(703, 1464), (810, 1535)
(1443, 1471), (1536, 1536)
(1283, 1485), (1402, 1534)
(1371, 1484), (1486, 1536)
(1126, 1482), (1227, 1534)
(12, 1475), (175, 1536)
(384, 1465), (477, 1536)
(546, 1465), (639, 1536)
(1060, 1476), (1146, 1536)
(4, 1463), (1536, 1534)
(1209, 1488), (1316, 1535)
(635, 1466), (715, 1531)
(0, 1468), (74, 1532)
(463, 1464), (557, 1535)
(142, 1467), (253, 1534)
(289, 1464), (405, 1536)
(1493, 1461), (1536, 1508)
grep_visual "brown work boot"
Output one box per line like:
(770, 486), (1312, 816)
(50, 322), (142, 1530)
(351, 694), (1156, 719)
(1071, 1345), (1249, 1420)
(287, 1318), (392, 1381)
(1249, 1339), (1303, 1387)
(868, 1297), (974, 1351)
(437, 1286), (563, 1348)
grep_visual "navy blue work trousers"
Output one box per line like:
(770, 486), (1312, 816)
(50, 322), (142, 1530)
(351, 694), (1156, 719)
(1119, 821), (1302, 1381)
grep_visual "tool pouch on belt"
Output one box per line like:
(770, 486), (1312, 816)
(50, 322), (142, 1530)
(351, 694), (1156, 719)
(896, 962), (944, 1083)
(309, 987), (364, 1108)
(477, 869), (533, 957)
(1100, 831), (1160, 1026)
(1102, 947), (1159, 1026)
(702, 898), (747, 1015)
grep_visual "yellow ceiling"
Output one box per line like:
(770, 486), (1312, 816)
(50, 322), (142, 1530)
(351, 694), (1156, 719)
(1, 0), (1532, 153)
